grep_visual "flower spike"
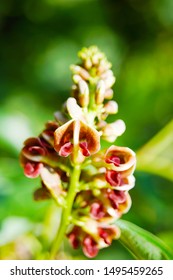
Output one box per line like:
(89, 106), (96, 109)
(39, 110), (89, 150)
(20, 46), (136, 259)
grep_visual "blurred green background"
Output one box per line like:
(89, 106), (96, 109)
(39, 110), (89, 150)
(0, 0), (173, 259)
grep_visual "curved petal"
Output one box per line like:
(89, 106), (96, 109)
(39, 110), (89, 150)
(24, 162), (43, 178)
(54, 120), (100, 156)
(66, 97), (85, 120)
(98, 225), (120, 246)
(105, 145), (136, 174)
(82, 235), (99, 258)
(54, 120), (74, 153)
(40, 167), (62, 197)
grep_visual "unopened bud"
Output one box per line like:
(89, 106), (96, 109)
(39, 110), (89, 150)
(78, 80), (89, 107)
(98, 59), (112, 73)
(101, 70), (114, 79)
(104, 89), (113, 99)
(70, 64), (90, 80)
(97, 120), (107, 129)
(102, 120), (126, 142)
(95, 80), (105, 104)
(79, 94), (89, 108)
(104, 76), (116, 89)
(66, 97), (84, 120)
(91, 53), (101, 65)
(104, 101), (118, 115)
(73, 74), (82, 84)
(78, 80), (89, 96)
(84, 58), (92, 69)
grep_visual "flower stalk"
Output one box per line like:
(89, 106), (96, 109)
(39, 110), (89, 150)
(50, 164), (81, 259)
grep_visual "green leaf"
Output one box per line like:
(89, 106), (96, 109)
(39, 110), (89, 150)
(136, 119), (173, 182)
(116, 219), (173, 260)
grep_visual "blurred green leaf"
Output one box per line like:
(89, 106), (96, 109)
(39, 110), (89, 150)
(157, 230), (173, 251)
(0, 217), (33, 246)
(136, 120), (173, 181)
(116, 219), (173, 260)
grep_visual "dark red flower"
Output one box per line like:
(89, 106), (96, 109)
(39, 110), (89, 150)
(54, 120), (100, 159)
(82, 235), (99, 258)
(79, 142), (90, 157)
(105, 155), (121, 166)
(67, 226), (81, 249)
(59, 142), (73, 157)
(21, 137), (47, 162)
(90, 202), (105, 219)
(105, 145), (136, 175)
(98, 225), (120, 245)
(24, 162), (43, 178)
(105, 170), (121, 186)
(106, 189), (126, 209)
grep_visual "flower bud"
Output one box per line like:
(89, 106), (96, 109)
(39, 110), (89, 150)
(98, 59), (112, 74)
(91, 53), (102, 65)
(78, 80), (89, 107)
(95, 80), (105, 104)
(70, 65), (90, 80)
(103, 101), (118, 115)
(102, 120), (126, 142)
(101, 70), (114, 79)
(66, 97), (84, 120)
(104, 89), (113, 99)
(84, 58), (92, 69)
(104, 76), (116, 89)
(72, 74), (82, 84)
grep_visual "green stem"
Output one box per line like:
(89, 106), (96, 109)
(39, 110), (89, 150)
(49, 164), (81, 259)
(43, 158), (71, 174)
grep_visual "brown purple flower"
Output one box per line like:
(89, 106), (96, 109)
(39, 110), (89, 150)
(105, 145), (136, 173)
(98, 224), (120, 246)
(104, 145), (136, 191)
(82, 235), (99, 258)
(54, 119), (100, 161)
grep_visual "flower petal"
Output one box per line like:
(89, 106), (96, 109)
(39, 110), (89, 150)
(82, 235), (99, 258)
(105, 145), (136, 174)
(54, 120), (74, 153)
(66, 97), (85, 120)
(90, 202), (105, 219)
(105, 170), (121, 186)
(98, 225), (120, 245)
(79, 141), (90, 157)
(59, 142), (73, 157)
(40, 167), (62, 199)
(24, 162), (43, 178)
(102, 120), (126, 142)
(54, 120), (100, 156)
